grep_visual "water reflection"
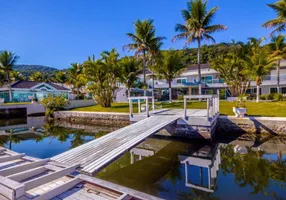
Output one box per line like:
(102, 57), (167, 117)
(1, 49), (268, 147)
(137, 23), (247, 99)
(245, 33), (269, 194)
(97, 138), (286, 199)
(0, 117), (123, 158)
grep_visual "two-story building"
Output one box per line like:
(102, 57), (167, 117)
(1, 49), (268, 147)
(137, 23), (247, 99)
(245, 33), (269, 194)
(148, 61), (286, 100)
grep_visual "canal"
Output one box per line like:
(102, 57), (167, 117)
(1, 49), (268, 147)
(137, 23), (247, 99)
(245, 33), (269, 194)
(0, 116), (285, 199)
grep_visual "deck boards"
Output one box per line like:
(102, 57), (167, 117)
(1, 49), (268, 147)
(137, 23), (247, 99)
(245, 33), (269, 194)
(51, 115), (179, 174)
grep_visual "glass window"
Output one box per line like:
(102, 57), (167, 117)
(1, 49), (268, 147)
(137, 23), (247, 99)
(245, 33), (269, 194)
(182, 79), (187, 84)
(270, 88), (278, 94)
(281, 87), (286, 94)
(176, 79), (182, 84)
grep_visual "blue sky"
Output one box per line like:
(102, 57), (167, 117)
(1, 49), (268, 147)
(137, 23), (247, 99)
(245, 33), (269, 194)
(0, 0), (277, 69)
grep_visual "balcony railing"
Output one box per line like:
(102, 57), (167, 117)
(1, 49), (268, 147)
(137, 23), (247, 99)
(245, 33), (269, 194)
(264, 74), (286, 81)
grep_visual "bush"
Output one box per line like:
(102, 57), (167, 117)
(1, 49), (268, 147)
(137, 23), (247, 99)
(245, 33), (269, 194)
(177, 95), (184, 100)
(267, 93), (274, 100)
(41, 95), (69, 117)
(273, 93), (284, 101)
(260, 94), (268, 100)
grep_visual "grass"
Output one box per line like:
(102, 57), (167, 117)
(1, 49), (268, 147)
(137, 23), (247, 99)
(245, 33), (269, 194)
(72, 101), (286, 117)
(3, 102), (31, 105)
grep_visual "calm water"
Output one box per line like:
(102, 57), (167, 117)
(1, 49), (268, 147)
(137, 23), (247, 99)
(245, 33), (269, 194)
(0, 117), (286, 200)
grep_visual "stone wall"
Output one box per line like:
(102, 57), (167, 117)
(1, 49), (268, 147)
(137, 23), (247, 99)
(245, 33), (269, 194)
(218, 116), (286, 136)
(53, 111), (130, 126)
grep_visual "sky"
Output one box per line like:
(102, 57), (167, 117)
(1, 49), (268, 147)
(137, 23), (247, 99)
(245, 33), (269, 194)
(0, 0), (277, 69)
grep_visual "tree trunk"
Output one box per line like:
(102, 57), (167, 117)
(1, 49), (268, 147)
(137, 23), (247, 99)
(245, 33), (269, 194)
(277, 60), (280, 93)
(197, 38), (202, 101)
(256, 85), (260, 103)
(169, 81), (172, 103)
(143, 51), (147, 96)
(7, 72), (12, 102)
(127, 88), (131, 97)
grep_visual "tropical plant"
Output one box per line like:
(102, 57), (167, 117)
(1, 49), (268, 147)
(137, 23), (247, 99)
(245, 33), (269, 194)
(268, 34), (286, 93)
(0, 70), (6, 86)
(243, 40), (276, 103)
(29, 71), (46, 82)
(54, 71), (68, 86)
(0, 51), (19, 102)
(100, 49), (121, 94)
(262, 0), (286, 35)
(210, 41), (250, 97)
(119, 57), (141, 97)
(124, 19), (165, 95)
(10, 71), (24, 82)
(41, 94), (69, 117)
(151, 50), (186, 103)
(66, 63), (86, 98)
(84, 51), (120, 107)
(173, 0), (227, 96)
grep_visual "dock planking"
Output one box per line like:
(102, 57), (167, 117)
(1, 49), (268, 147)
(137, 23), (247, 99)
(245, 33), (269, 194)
(51, 115), (179, 175)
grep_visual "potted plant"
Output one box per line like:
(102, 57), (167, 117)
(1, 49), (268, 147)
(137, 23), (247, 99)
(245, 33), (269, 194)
(233, 96), (247, 118)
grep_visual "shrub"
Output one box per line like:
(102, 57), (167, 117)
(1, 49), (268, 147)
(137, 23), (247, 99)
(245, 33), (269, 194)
(260, 94), (268, 100)
(267, 93), (274, 100)
(41, 95), (69, 117)
(273, 93), (284, 101)
(177, 95), (184, 100)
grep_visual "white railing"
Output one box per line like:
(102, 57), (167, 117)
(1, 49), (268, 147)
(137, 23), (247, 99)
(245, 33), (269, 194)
(183, 94), (220, 120)
(264, 74), (286, 81)
(128, 96), (155, 118)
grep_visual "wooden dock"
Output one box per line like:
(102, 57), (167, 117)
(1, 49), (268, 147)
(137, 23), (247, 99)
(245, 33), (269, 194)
(51, 115), (179, 175)
(0, 148), (161, 200)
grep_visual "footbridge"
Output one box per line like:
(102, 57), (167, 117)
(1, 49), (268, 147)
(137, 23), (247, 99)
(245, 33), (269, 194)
(51, 115), (179, 175)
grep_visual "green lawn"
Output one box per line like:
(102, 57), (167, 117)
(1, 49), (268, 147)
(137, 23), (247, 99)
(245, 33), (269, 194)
(72, 101), (286, 117)
(3, 102), (31, 105)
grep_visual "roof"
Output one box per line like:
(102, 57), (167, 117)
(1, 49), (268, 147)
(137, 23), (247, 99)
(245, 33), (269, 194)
(11, 80), (69, 91)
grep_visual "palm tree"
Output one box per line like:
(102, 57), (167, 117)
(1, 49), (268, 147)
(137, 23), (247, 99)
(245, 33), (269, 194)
(262, 0), (286, 35)
(268, 34), (286, 93)
(29, 71), (46, 82)
(55, 71), (68, 86)
(244, 46), (276, 103)
(172, 0), (227, 96)
(151, 50), (186, 103)
(124, 19), (165, 96)
(119, 57), (141, 97)
(0, 51), (19, 102)
(67, 63), (86, 97)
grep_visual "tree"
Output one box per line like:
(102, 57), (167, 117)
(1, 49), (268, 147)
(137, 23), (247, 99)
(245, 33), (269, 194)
(0, 51), (19, 102)
(119, 57), (141, 97)
(66, 63), (86, 98)
(173, 0), (227, 96)
(244, 42), (276, 103)
(54, 71), (68, 86)
(262, 0), (286, 35)
(211, 42), (250, 97)
(268, 34), (286, 93)
(10, 71), (24, 82)
(124, 19), (165, 95)
(0, 70), (6, 87)
(151, 50), (186, 103)
(84, 50), (121, 107)
(29, 71), (46, 82)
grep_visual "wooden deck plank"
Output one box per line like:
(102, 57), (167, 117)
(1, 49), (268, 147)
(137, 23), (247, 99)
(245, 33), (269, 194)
(51, 116), (179, 174)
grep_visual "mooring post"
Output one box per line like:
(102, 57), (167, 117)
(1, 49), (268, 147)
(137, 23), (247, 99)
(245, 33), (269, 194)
(129, 99), (133, 118)
(184, 97), (187, 120)
(217, 89), (220, 114)
(146, 97), (149, 117)
(207, 98), (210, 120)
(138, 99), (141, 113)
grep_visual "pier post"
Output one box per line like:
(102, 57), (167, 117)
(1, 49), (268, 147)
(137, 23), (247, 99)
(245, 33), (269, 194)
(129, 99), (133, 118)
(146, 97), (149, 117)
(184, 97), (187, 120)
(207, 98), (210, 120)
(138, 100), (141, 113)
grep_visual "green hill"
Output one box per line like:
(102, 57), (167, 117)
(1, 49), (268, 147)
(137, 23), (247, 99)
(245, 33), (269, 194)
(13, 65), (59, 79)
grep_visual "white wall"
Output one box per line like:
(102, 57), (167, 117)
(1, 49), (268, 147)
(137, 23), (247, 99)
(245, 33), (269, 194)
(65, 100), (96, 109)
